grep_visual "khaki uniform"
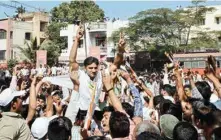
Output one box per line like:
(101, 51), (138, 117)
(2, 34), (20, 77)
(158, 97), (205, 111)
(0, 112), (32, 140)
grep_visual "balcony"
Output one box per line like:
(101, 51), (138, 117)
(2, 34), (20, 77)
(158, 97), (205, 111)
(88, 22), (107, 32)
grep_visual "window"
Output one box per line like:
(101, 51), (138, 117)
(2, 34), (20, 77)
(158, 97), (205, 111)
(198, 61), (205, 68)
(192, 62), (198, 68)
(0, 50), (6, 60)
(216, 17), (220, 24)
(95, 37), (106, 46)
(184, 62), (192, 68)
(25, 32), (31, 40)
(10, 31), (13, 39)
(40, 22), (47, 32)
(0, 29), (6, 39)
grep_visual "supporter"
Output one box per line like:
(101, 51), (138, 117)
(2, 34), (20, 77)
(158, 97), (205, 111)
(173, 122), (198, 140)
(109, 111), (130, 139)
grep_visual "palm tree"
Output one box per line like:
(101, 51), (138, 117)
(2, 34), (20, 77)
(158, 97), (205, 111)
(16, 5), (26, 15)
(17, 37), (42, 63)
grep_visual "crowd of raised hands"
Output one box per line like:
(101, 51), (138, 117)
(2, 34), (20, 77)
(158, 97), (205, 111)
(0, 25), (221, 140)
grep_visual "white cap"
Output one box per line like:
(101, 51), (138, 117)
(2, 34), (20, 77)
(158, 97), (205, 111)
(0, 88), (26, 106)
(31, 115), (58, 139)
(51, 90), (60, 96)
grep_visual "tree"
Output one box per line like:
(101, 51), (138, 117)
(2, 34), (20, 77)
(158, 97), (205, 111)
(7, 59), (18, 72)
(17, 38), (40, 63)
(46, 1), (105, 52)
(40, 40), (60, 66)
(16, 5), (26, 14)
(110, 2), (215, 54)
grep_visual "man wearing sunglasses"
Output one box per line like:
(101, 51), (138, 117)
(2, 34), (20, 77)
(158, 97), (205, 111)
(0, 88), (32, 140)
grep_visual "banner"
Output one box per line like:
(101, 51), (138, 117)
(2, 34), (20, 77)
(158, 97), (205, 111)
(36, 50), (47, 68)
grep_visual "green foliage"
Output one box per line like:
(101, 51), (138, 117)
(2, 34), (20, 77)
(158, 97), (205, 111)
(188, 31), (220, 49)
(40, 40), (60, 66)
(7, 59), (18, 72)
(110, 2), (217, 59)
(50, 1), (104, 23)
(46, 1), (105, 53)
(16, 5), (26, 14)
(17, 38), (40, 63)
(46, 22), (68, 51)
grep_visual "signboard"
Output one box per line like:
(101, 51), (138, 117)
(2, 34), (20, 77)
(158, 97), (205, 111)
(89, 47), (100, 60)
(36, 50), (47, 68)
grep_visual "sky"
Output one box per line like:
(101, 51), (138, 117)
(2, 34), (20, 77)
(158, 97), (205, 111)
(0, 1), (221, 20)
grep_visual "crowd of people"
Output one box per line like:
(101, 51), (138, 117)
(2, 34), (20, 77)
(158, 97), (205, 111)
(0, 25), (221, 140)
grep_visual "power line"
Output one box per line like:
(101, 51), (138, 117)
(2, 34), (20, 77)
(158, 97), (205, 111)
(11, 1), (46, 12)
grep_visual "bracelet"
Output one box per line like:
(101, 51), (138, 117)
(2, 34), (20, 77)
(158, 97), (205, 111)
(106, 87), (114, 93)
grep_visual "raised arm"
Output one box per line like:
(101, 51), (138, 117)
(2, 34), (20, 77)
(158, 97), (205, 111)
(121, 72), (143, 124)
(113, 32), (126, 68)
(102, 71), (124, 112)
(26, 76), (37, 124)
(69, 25), (84, 72)
(174, 63), (185, 101)
(205, 67), (221, 98)
(10, 65), (19, 90)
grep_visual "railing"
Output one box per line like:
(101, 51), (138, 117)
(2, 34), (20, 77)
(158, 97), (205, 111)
(61, 49), (68, 54)
(89, 22), (107, 30)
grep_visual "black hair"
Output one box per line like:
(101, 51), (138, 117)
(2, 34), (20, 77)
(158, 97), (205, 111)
(184, 85), (191, 90)
(122, 102), (134, 119)
(102, 106), (115, 113)
(173, 122), (198, 140)
(212, 127), (221, 140)
(21, 104), (29, 119)
(153, 95), (165, 107)
(109, 111), (130, 138)
(84, 56), (99, 67)
(48, 116), (72, 140)
(93, 110), (103, 121)
(37, 94), (46, 102)
(159, 100), (182, 121)
(193, 107), (221, 127)
(76, 109), (87, 121)
(136, 131), (164, 140)
(84, 136), (108, 140)
(195, 81), (212, 101)
(143, 96), (150, 104)
(162, 84), (174, 96)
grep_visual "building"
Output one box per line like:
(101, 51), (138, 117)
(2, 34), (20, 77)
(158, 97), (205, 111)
(184, 5), (221, 45)
(0, 12), (49, 64)
(59, 20), (129, 64)
(172, 5), (221, 73)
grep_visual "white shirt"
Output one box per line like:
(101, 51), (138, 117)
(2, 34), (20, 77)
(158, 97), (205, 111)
(21, 68), (29, 76)
(78, 70), (103, 110)
(31, 69), (36, 75)
(163, 95), (175, 103)
(51, 67), (57, 75)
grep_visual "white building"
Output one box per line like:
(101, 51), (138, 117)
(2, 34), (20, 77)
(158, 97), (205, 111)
(186, 5), (221, 42)
(59, 20), (129, 64)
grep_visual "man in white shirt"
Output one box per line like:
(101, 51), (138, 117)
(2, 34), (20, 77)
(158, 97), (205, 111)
(66, 25), (103, 123)
(21, 65), (30, 76)
(51, 66), (57, 76)
(31, 66), (37, 76)
(160, 84), (175, 103)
